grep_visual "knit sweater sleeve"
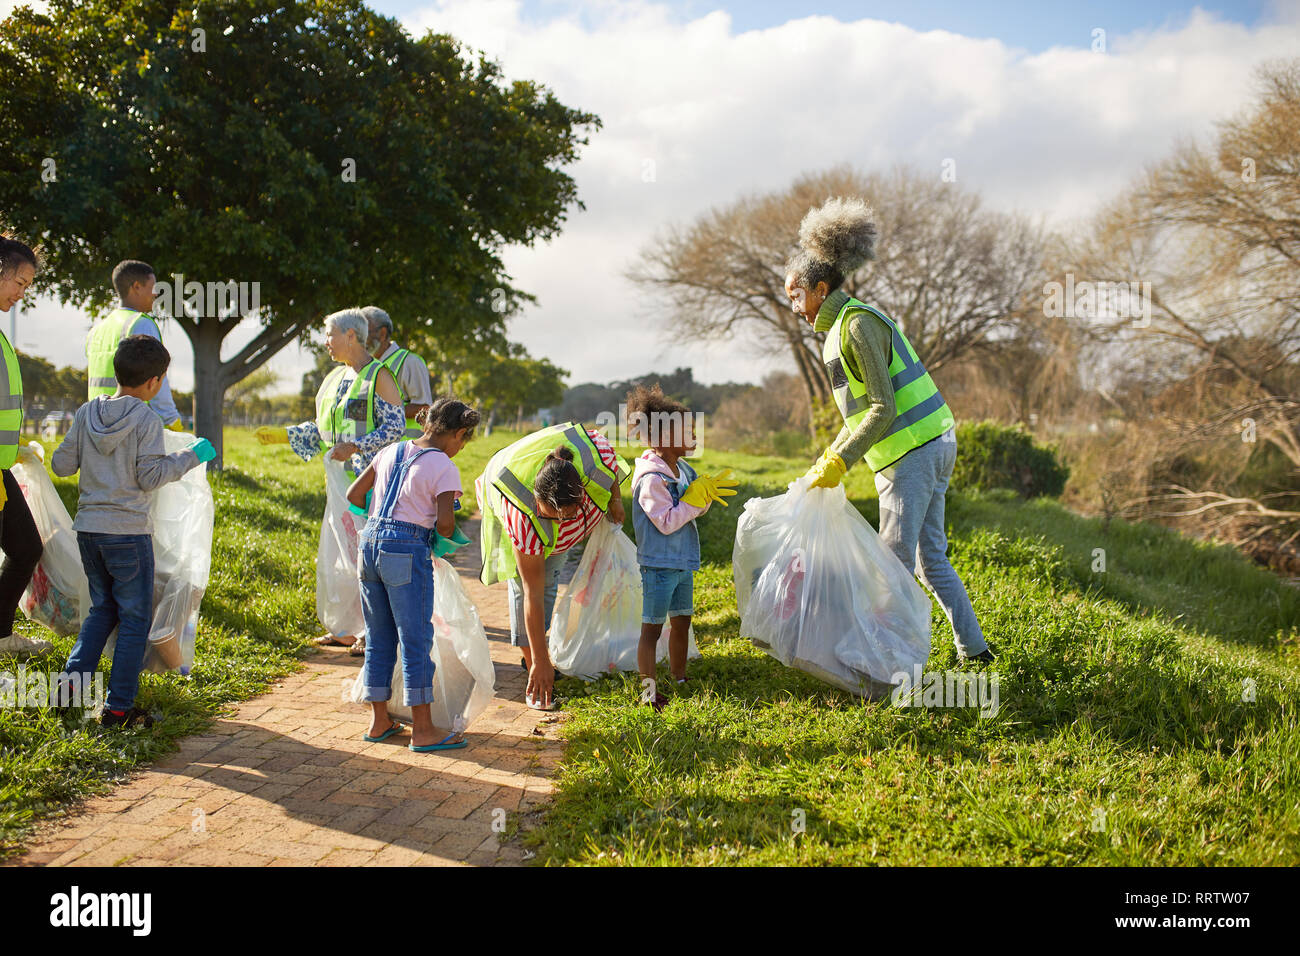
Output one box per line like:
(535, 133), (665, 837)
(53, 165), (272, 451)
(827, 311), (897, 470)
(636, 473), (705, 535)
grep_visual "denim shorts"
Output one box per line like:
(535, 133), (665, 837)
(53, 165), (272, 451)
(640, 566), (694, 624)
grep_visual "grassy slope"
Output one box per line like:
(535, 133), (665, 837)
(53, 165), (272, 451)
(533, 450), (1300, 866)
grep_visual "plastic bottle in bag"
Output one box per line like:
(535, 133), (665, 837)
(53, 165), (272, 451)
(104, 430), (214, 674)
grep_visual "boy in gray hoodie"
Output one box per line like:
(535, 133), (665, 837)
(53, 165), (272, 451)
(52, 335), (214, 728)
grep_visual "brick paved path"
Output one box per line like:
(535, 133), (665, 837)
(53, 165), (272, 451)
(8, 518), (564, 867)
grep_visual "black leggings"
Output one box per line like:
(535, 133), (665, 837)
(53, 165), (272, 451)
(0, 469), (43, 635)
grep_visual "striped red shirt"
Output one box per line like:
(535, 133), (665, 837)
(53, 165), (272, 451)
(500, 429), (619, 555)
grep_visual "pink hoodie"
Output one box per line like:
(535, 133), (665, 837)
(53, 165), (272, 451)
(632, 449), (706, 535)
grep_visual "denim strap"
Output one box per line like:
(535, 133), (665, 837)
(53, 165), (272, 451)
(376, 442), (436, 518)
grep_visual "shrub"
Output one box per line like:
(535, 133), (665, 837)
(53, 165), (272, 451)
(952, 420), (1069, 498)
(810, 397), (842, 448)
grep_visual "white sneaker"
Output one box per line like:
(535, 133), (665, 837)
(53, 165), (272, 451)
(0, 634), (53, 658)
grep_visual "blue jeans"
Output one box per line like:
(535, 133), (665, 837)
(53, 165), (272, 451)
(507, 546), (579, 649)
(358, 518), (436, 706)
(64, 533), (155, 713)
(640, 567), (694, 624)
(873, 429), (988, 657)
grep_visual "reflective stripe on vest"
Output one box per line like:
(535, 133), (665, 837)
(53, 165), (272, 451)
(477, 422), (631, 587)
(86, 309), (158, 399)
(823, 298), (954, 472)
(314, 361), (381, 453)
(0, 331), (23, 469)
(379, 347), (425, 439)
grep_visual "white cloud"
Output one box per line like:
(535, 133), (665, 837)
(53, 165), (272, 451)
(397, 1), (1299, 388)
(13, 1), (1299, 395)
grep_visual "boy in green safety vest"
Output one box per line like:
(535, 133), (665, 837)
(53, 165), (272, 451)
(85, 260), (183, 430)
(363, 306), (433, 440)
(784, 197), (993, 664)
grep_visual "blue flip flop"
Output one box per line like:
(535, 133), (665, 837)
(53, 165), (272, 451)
(410, 732), (468, 753)
(363, 721), (404, 742)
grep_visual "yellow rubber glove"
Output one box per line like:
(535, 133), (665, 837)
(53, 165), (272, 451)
(255, 426), (290, 446)
(805, 450), (847, 489)
(0, 477), (6, 511)
(704, 468), (739, 506)
(165, 419), (185, 432)
(680, 476), (714, 509)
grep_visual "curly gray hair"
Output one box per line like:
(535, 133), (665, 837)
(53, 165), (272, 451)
(785, 196), (877, 293)
(324, 308), (369, 345)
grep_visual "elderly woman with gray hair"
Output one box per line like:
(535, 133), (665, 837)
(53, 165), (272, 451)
(257, 308), (404, 651)
(782, 198), (994, 664)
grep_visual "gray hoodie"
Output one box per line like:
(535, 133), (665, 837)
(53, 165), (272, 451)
(51, 396), (200, 535)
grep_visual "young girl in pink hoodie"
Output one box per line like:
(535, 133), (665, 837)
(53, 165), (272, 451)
(627, 386), (736, 710)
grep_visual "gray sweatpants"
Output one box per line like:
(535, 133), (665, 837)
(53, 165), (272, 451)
(872, 429), (988, 658)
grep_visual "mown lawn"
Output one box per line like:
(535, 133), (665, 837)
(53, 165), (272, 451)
(533, 452), (1300, 865)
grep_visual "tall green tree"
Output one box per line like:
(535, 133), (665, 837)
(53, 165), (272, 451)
(447, 342), (567, 429)
(0, 0), (598, 463)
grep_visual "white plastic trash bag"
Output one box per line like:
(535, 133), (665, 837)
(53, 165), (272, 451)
(12, 444), (90, 636)
(731, 484), (790, 622)
(351, 557), (496, 731)
(105, 430), (214, 674)
(734, 477), (931, 699)
(548, 520), (700, 680)
(138, 430), (214, 673)
(317, 458), (366, 640)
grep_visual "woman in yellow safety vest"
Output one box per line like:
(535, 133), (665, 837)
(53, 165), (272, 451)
(476, 423), (629, 710)
(0, 235), (50, 658)
(782, 197), (994, 664)
(256, 308), (404, 652)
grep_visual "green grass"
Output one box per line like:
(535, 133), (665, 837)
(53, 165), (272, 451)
(4, 426), (1297, 866)
(533, 455), (1300, 866)
(0, 425), (525, 857)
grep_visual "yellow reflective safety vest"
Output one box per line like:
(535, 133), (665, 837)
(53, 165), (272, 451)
(86, 308), (160, 399)
(823, 297), (954, 472)
(479, 422), (631, 586)
(315, 361), (382, 455)
(0, 330), (24, 470)
(378, 346), (423, 439)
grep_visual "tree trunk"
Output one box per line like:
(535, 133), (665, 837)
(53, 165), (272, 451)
(181, 313), (319, 470)
(192, 321), (228, 468)
(789, 337), (830, 437)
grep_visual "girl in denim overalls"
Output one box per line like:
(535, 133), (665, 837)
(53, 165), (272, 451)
(346, 398), (479, 752)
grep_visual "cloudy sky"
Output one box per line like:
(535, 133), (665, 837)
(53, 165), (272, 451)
(6, 0), (1299, 394)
